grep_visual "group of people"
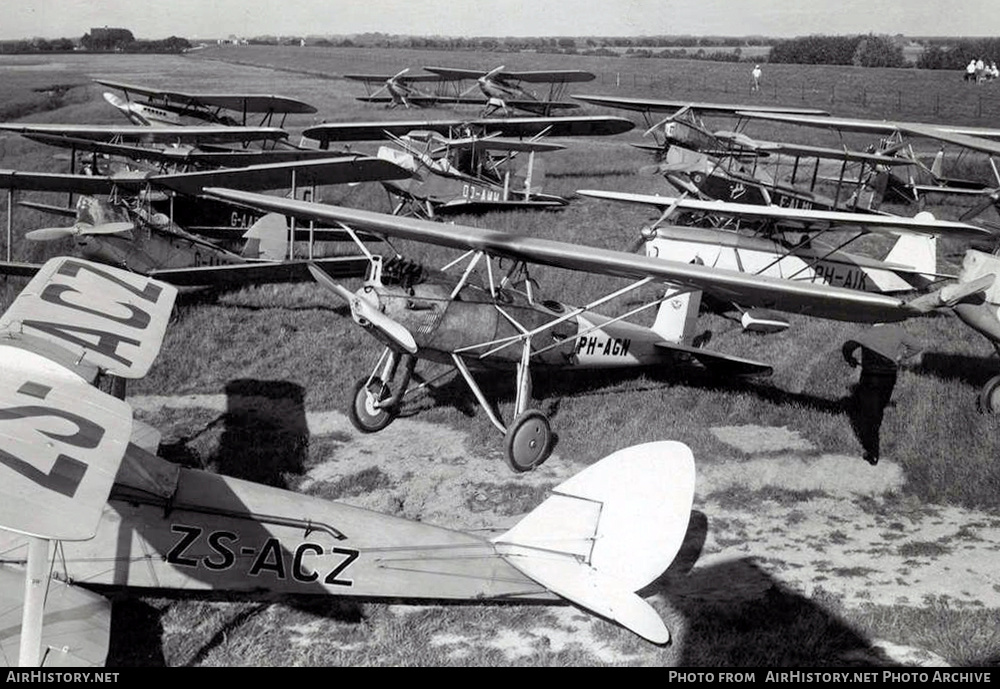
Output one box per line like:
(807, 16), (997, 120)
(965, 58), (999, 82)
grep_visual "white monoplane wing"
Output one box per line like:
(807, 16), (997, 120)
(201, 188), (988, 324)
(577, 190), (994, 240)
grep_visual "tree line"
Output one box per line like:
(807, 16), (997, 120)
(0, 30), (191, 54)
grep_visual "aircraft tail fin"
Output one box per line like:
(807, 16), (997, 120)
(651, 289), (702, 345)
(241, 213), (288, 260)
(493, 441), (696, 644)
(883, 231), (938, 283)
(931, 149), (945, 180)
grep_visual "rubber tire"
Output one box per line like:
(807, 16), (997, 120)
(348, 376), (398, 433)
(978, 374), (1000, 414)
(504, 409), (553, 473)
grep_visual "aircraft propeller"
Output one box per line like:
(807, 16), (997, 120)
(628, 193), (689, 253)
(26, 221), (134, 242)
(307, 263), (418, 354)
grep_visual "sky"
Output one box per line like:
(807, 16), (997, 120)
(2, 0), (997, 41)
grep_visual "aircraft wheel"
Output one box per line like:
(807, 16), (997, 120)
(349, 377), (398, 433)
(977, 375), (1000, 414)
(504, 409), (553, 473)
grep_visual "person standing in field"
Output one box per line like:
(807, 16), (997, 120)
(842, 325), (922, 466)
(966, 59), (978, 81)
(750, 64), (762, 92)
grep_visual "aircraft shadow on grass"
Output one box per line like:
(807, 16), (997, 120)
(913, 351), (1000, 388)
(406, 358), (850, 428)
(645, 512), (910, 667)
(159, 379), (309, 489)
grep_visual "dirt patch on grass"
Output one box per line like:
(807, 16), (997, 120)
(130, 397), (999, 666)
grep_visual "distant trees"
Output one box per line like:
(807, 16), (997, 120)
(769, 35), (862, 65)
(81, 28), (135, 51)
(916, 37), (1000, 70)
(852, 34), (905, 68)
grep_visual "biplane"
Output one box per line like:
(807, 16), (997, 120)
(302, 115), (634, 218)
(571, 94), (829, 139)
(200, 188), (990, 471)
(0, 256), (699, 665)
(345, 68), (456, 109)
(577, 189), (994, 332)
(95, 78), (318, 128)
(346, 66), (594, 117)
(0, 121), (337, 174)
(0, 156), (410, 286)
(735, 111), (1000, 206)
(426, 66), (595, 116)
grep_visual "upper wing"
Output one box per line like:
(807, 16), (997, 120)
(146, 156), (411, 196)
(95, 79), (317, 114)
(422, 66), (489, 81)
(896, 123), (1000, 157)
(201, 188), (943, 324)
(0, 157), (407, 196)
(576, 190), (994, 239)
(166, 93), (317, 114)
(736, 111), (1000, 142)
(723, 136), (915, 165)
(424, 66), (595, 83)
(572, 94), (830, 117)
(496, 69), (596, 84)
(345, 73), (449, 84)
(0, 257), (178, 379)
(303, 116), (634, 144)
(0, 123), (288, 144)
(92, 78), (167, 101)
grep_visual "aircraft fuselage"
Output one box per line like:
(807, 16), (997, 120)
(645, 226), (927, 293)
(360, 278), (675, 370)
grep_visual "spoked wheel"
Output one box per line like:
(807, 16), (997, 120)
(349, 376), (398, 433)
(977, 374), (1000, 414)
(503, 409), (553, 473)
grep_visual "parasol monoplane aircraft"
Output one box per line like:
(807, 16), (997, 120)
(95, 78), (318, 128)
(200, 188), (991, 472)
(302, 115), (635, 218)
(0, 156), (410, 286)
(577, 188), (994, 331)
(0, 255), (700, 665)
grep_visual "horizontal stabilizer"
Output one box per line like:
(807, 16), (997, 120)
(495, 441), (695, 641)
(500, 556), (669, 644)
(655, 339), (774, 375)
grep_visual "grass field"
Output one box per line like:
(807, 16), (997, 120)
(1, 48), (1000, 667)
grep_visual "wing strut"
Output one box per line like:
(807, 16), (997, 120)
(18, 537), (50, 667)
